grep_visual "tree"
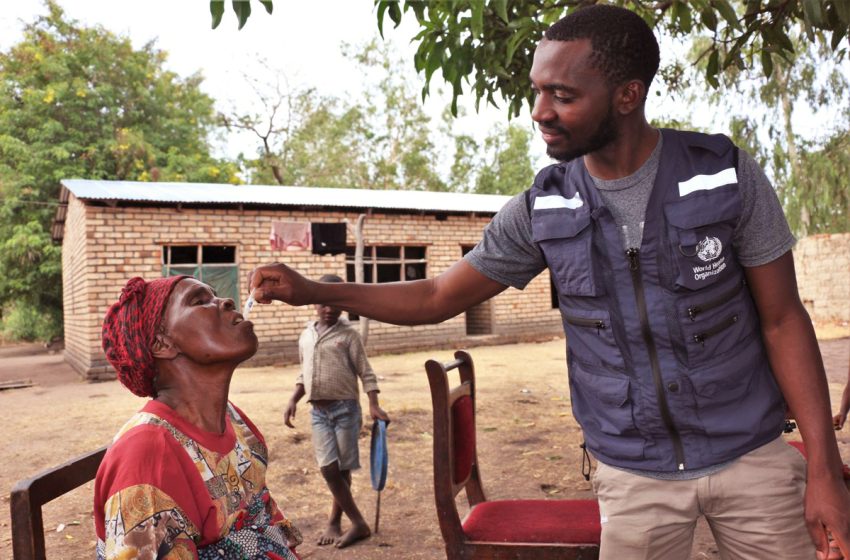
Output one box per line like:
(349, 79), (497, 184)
(373, 0), (849, 117)
(350, 40), (448, 191)
(474, 123), (535, 195)
(0, 2), (239, 340)
(233, 42), (452, 191)
(686, 26), (849, 236)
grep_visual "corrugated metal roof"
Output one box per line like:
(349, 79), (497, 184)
(60, 179), (511, 214)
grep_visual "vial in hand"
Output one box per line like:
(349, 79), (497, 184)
(243, 290), (256, 320)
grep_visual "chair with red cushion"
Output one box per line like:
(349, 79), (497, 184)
(425, 350), (601, 560)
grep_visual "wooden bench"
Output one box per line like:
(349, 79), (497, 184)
(10, 446), (107, 560)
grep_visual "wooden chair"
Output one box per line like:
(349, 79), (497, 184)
(787, 440), (850, 491)
(425, 350), (601, 560)
(10, 446), (107, 560)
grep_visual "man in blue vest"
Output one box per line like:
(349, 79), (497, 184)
(250, 5), (849, 558)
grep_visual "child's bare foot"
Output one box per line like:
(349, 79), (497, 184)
(334, 522), (371, 548)
(317, 522), (341, 546)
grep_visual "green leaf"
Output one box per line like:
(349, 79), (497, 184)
(700, 7), (718, 31)
(706, 49), (720, 88)
(259, 0), (273, 15)
(210, 1), (225, 29)
(830, 27), (847, 50)
(835, 0), (850, 25)
(802, 0), (825, 27)
(774, 29), (795, 53)
(672, 2), (693, 34)
(376, 1), (390, 37)
(505, 27), (531, 66)
(388, 1), (402, 25)
(714, 0), (741, 30)
(425, 41), (445, 83)
(410, 2), (426, 22)
(232, 0), (251, 30)
(760, 49), (773, 78)
(471, 1), (484, 37)
(492, 0), (509, 23)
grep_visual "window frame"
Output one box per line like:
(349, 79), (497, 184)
(161, 244), (240, 306)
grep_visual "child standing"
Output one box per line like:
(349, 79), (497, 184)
(284, 274), (390, 549)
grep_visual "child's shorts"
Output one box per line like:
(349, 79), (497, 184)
(310, 399), (362, 471)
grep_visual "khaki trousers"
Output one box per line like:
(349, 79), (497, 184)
(591, 437), (815, 559)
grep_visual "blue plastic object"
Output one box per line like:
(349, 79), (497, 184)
(370, 419), (388, 491)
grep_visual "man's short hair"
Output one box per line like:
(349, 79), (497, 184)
(545, 4), (660, 93)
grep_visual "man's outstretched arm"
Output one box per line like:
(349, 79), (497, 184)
(248, 259), (508, 326)
(745, 251), (850, 559)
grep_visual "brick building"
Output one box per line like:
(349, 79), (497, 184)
(54, 179), (563, 380)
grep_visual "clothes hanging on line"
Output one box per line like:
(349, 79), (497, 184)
(311, 223), (348, 255)
(270, 221), (312, 251)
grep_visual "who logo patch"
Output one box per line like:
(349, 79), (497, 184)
(697, 236), (723, 262)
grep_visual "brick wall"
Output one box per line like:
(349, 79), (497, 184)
(794, 232), (850, 324)
(62, 197), (562, 380)
(62, 197), (96, 375)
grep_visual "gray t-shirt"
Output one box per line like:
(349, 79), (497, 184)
(464, 132), (795, 479)
(466, 133), (796, 290)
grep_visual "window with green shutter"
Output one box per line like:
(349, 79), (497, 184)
(161, 245), (239, 306)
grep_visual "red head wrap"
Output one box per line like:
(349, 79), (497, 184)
(101, 275), (189, 397)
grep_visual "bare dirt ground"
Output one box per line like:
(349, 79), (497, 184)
(1, 333), (848, 560)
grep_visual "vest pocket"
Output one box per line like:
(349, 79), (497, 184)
(676, 281), (756, 366)
(688, 356), (777, 457)
(569, 360), (644, 460)
(563, 309), (625, 370)
(532, 209), (602, 297)
(664, 190), (740, 291)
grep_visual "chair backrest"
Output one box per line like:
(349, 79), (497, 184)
(10, 446), (107, 560)
(426, 350), (487, 548)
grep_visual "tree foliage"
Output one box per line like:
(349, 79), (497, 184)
(474, 123), (535, 195)
(687, 26), (849, 236)
(373, 0), (849, 116)
(0, 2), (239, 340)
(210, 0), (273, 30)
(231, 42), (538, 195)
(232, 42), (467, 192)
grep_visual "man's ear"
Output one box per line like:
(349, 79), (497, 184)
(151, 333), (179, 360)
(615, 79), (646, 116)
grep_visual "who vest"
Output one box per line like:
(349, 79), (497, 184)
(530, 129), (785, 472)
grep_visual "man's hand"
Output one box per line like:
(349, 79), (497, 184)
(248, 263), (314, 306)
(805, 474), (850, 559)
(284, 399), (298, 429)
(369, 404), (390, 424)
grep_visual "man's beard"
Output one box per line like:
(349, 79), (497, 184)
(546, 103), (618, 163)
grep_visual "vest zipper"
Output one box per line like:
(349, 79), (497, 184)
(687, 280), (745, 321)
(693, 314), (739, 347)
(626, 248), (686, 471)
(565, 315), (607, 335)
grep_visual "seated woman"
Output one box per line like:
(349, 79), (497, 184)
(94, 275), (302, 559)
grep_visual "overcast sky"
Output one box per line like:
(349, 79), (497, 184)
(1, 1), (838, 177)
(0, 0), (533, 163)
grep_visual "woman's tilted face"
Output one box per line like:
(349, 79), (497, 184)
(159, 278), (258, 365)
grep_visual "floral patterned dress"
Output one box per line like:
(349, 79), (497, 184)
(94, 400), (301, 559)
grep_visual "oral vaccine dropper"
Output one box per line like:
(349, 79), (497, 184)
(243, 289), (256, 320)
